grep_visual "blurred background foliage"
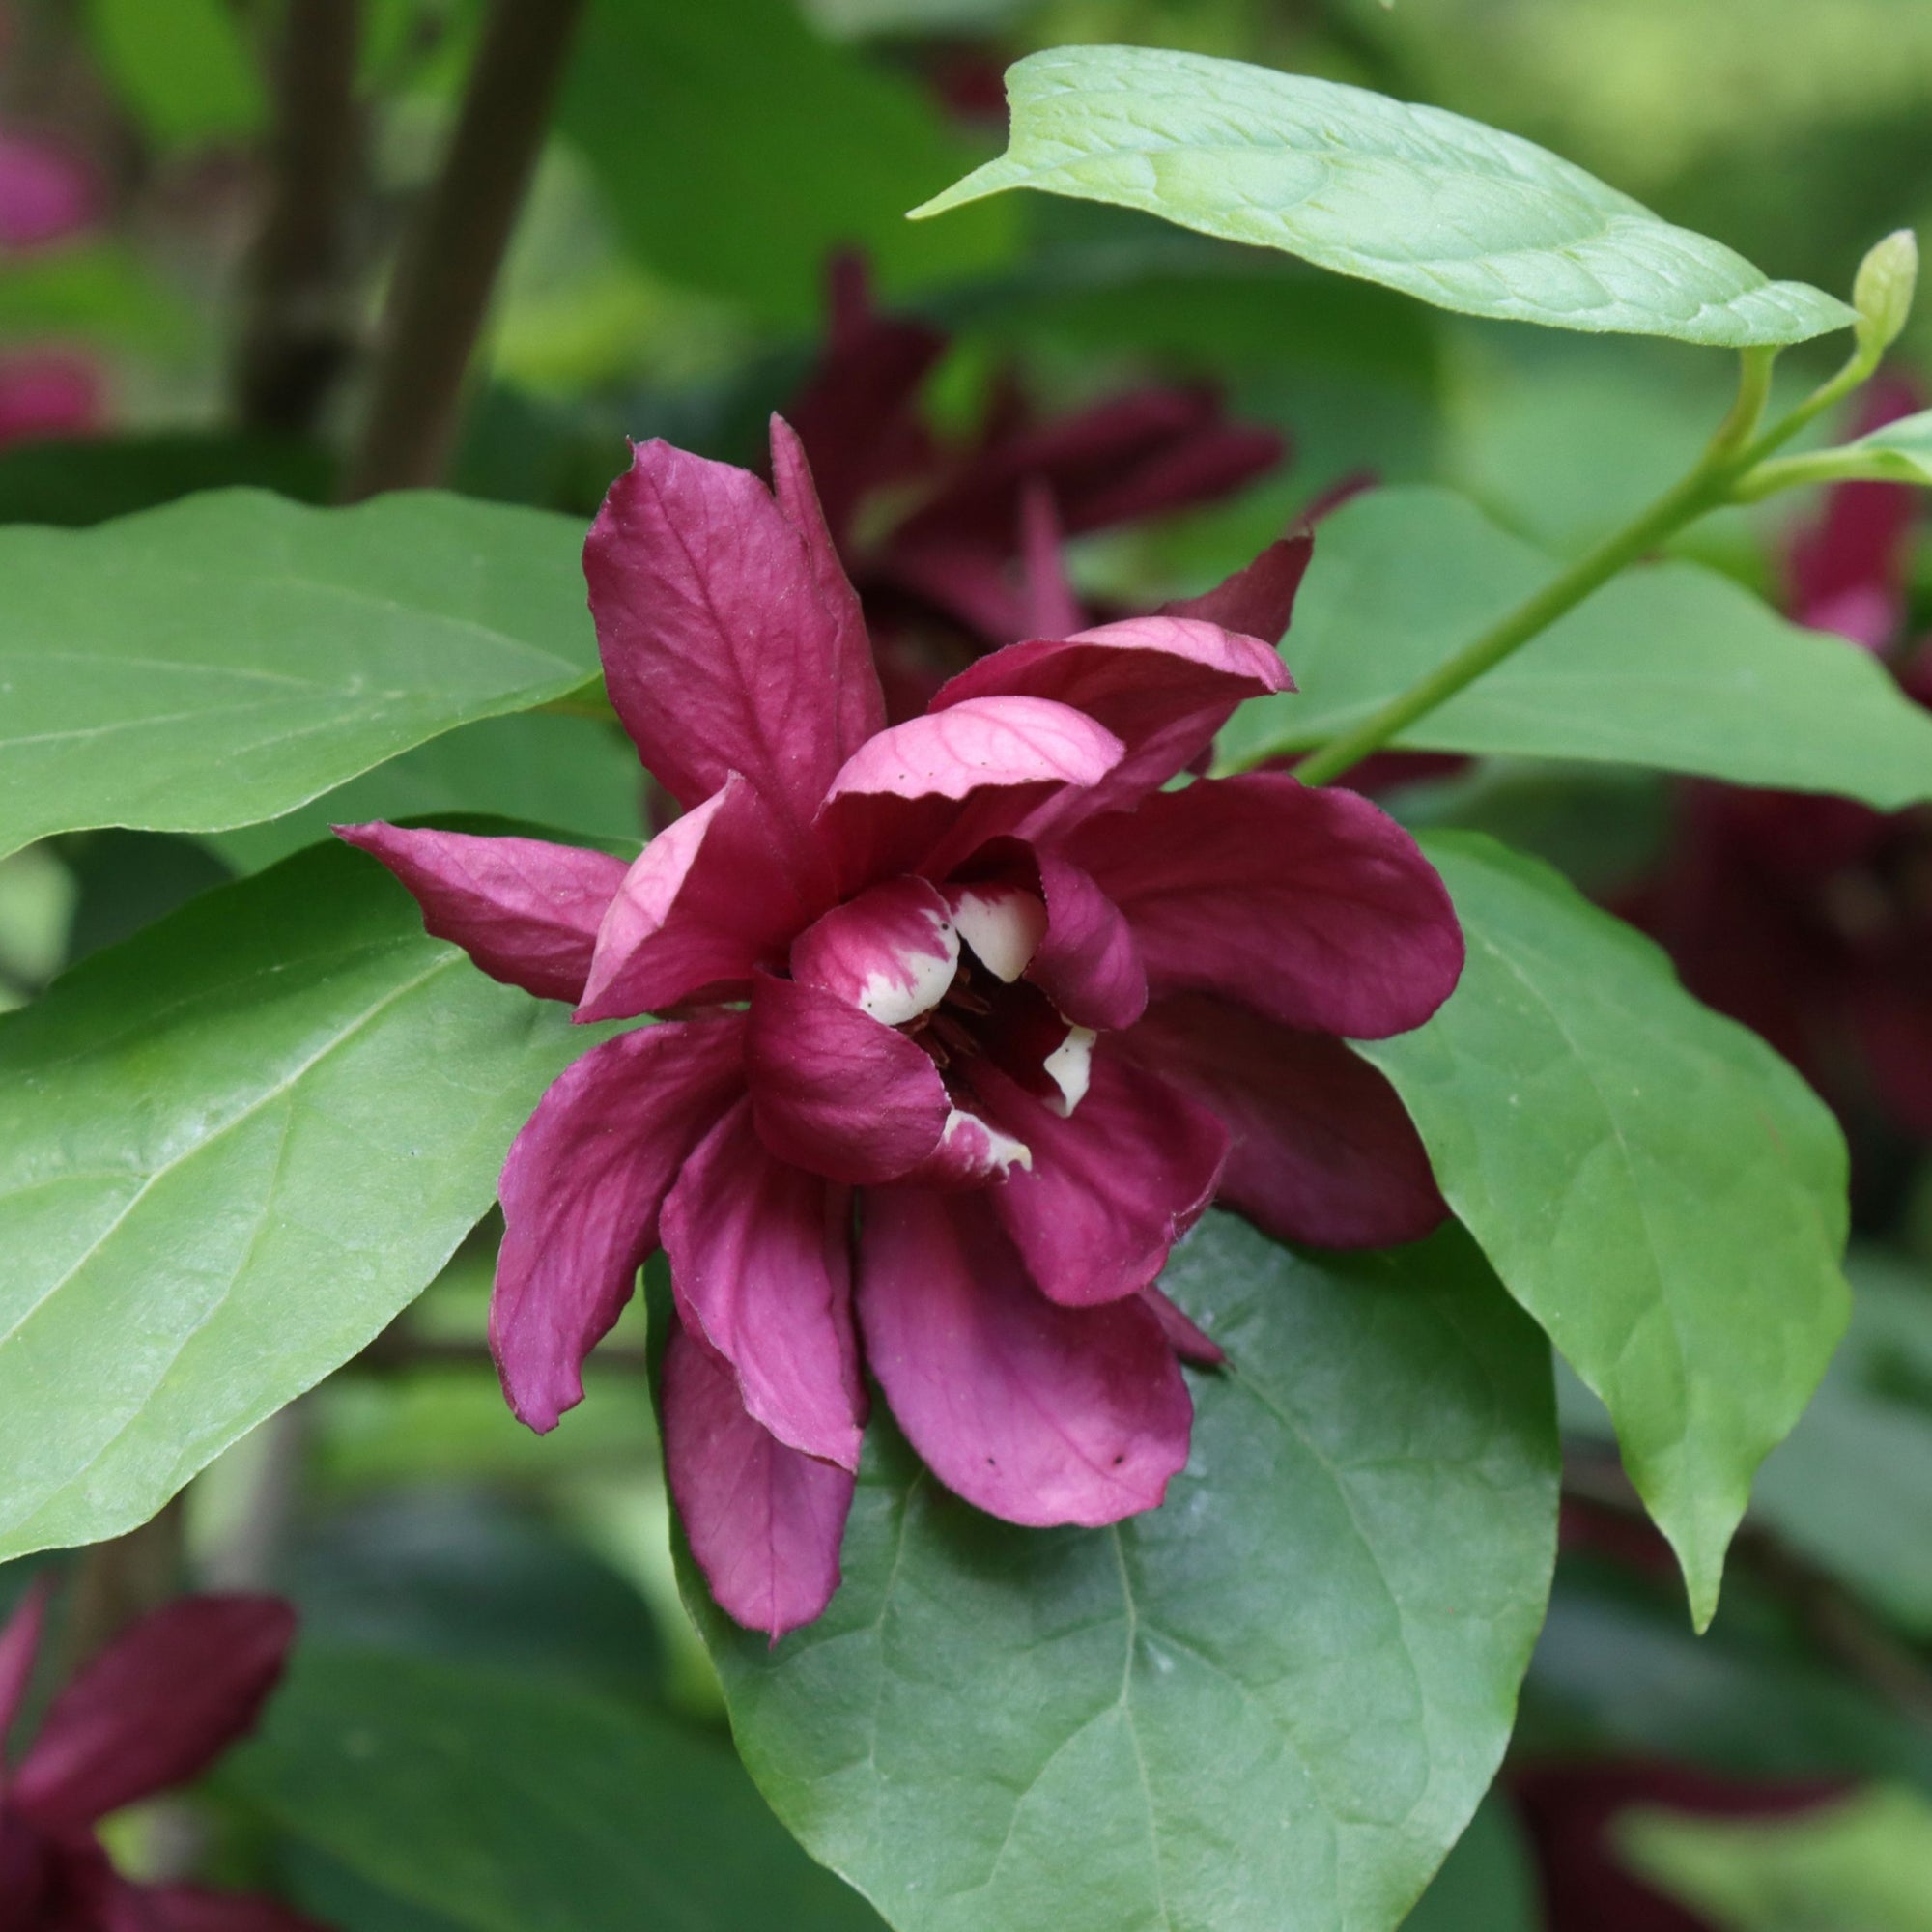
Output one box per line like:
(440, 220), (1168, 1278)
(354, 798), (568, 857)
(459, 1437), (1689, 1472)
(5, 1), (1932, 1926)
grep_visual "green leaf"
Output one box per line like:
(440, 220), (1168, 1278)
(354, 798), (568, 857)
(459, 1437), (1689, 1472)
(1356, 834), (1850, 1627)
(83, 0), (269, 148)
(1619, 1786), (1932, 1932)
(0, 489), (599, 865)
(0, 243), (196, 353)
(202, 712), (647, 875)
(1401, 1798), (1538, 1932)
(1216, 487), (1932, 808)
(1750, 1251), (1932, 1636)
(911, 46), (1854, 347)
(228, 1649), (886, 1931)
(1755, 407), (1932, 490)
(0, 839), (582, 1563)
(560, 0), (1014, 325)
(690, 1213), (1558, 1932)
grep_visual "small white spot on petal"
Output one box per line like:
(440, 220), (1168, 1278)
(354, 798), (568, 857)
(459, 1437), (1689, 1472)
(1043, 1025), (1095, 1117)
(941, 1106), (1033, 1178)
(947, 883), (1047, 982)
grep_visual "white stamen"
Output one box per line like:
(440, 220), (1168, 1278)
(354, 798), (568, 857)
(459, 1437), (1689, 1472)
(947, 884), (1047, 982)
(1043, 1025), (1095, 1117)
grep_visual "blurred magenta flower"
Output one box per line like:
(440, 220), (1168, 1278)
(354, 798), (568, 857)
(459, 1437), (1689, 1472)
(341, 422), (1462, 1637)
(0, 1582), (320, 1930)
(784, 255), (1288, 716)
(0, 128), (97, 252)
(0, 352), (101, 448)
(0, 116), (105, 449)
(1629, 382), (1932, 1151)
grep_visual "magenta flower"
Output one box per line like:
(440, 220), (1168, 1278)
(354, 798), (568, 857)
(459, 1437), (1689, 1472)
(0, 128), (98, 254)
(0, 353), (101, 450)
(0, 114), (104, 451)
(783, 255), (1287, 716)
(340, 421), (1463, 1638)
(0, 1583), (320, 1930)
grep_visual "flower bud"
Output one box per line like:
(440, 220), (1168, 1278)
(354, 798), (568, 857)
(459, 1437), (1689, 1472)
(1854, 229), (1918, 360)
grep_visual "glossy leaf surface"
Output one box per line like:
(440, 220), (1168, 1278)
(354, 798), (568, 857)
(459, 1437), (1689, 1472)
(0, 840), (583, 1561)
(691, 1213), (1558, 1932)
(0, 489), (597, 863)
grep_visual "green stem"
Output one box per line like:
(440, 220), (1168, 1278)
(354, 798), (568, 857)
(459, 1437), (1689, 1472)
(1291, 344), (1808, 788)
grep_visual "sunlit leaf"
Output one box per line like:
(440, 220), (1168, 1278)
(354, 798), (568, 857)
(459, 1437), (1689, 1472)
(913, 47), (1853, 346)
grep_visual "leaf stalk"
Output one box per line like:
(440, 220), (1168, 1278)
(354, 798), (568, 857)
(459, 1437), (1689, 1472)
(1292, 340), (1872, 786)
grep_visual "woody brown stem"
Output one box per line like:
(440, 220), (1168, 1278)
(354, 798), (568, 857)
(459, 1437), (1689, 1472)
(232, 0), (366, 434)
(341, 0), (586, 497)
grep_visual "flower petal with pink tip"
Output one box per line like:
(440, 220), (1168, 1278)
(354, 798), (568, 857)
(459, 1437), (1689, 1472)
(336, 823), (627, 1006)
(931, 614), (1291, 823)
(745, 976), (950, 1183)
(1122, 992), (1446, 1249)
(493, 1015), (745, 1433)
(815, 695), (1122, 888)
(1065, 772), (1463, 1038)
(663, 1326), (855, 1641)
(576, 775), (821, 1022)
(12, 1598), (294, 1833)
(584, 428), (884, 827)
(857, 1191), (1192, 1527)
(966, 1051), (1227, 1306)
(791, 876), (958, 1026)
(664, 1100), (864, 1470)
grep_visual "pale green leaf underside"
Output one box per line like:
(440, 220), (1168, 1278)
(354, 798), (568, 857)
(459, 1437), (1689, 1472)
(912, 46), (1854, 347)
(1804, 407), (1932, 486)
(1357, 834), (1851, 1627)
(0, 841), (582, 1563)
(693, 1216), (1557, 1932)
(0, 488), (598, 864)
(1217, 487), (1932, 808)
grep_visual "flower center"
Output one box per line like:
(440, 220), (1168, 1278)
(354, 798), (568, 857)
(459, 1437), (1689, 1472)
(789, 874), (1094, 1118)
